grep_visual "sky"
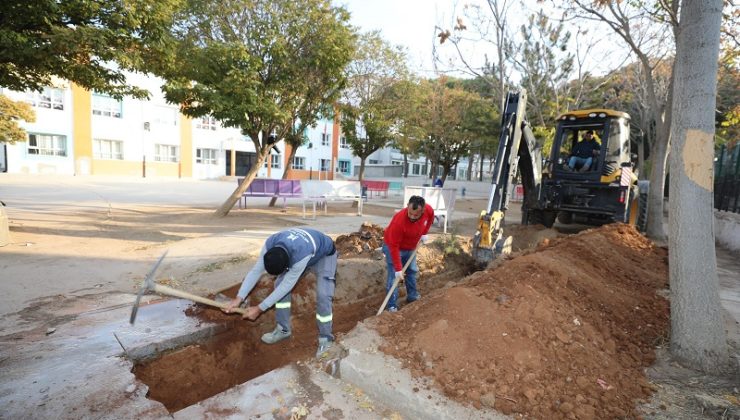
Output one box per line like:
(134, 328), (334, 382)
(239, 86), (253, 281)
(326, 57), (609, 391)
(335, 0), (458, 76)
(334, 0), (634, 80)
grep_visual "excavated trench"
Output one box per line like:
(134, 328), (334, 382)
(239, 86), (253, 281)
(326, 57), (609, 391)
(131, 224), (481, 412)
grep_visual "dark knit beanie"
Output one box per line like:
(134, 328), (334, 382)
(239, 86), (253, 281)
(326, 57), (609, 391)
(264, 246), (289, 275)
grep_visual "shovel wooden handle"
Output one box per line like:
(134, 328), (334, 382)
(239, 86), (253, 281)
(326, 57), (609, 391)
(152, 284), (248, 315)
(376, 244), (420, 316)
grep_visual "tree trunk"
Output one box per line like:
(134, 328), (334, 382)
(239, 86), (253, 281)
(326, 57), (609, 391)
(638, 135), (646, 179)
(479, 150), (485, 182)
(646, 126), (669, 240)
(215, 146), (271, 217)
(403, 153), (408, 178)
(466, 151), (474, 181)
(358, 158), (366, 182)
(668, 0), (728, 374)
(268, 146), (298, 207)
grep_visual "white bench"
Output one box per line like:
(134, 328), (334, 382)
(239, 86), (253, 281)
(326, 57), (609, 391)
(301, 180), (363, 219)
(404, 186), (457, 233)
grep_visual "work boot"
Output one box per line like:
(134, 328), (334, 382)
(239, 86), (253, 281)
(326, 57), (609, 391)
(261, 325), (291, 344)
(316, 337), (333, 358)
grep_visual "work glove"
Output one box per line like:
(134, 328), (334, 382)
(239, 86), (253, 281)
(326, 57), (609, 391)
(394, 271), (405, 283)
(420, 235), (429, 245)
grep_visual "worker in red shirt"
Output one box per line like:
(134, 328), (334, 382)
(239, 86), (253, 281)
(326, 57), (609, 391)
(382, 195), (435, 312)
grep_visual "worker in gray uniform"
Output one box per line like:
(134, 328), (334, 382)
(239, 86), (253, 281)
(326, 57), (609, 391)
(224, 227), (337, 357)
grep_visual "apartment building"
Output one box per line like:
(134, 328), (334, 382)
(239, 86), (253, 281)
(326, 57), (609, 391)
(0, 73), (495, 181)
(1, 74), (351, 180)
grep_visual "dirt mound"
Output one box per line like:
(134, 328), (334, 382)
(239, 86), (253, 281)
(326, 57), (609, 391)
(334, 222), (384, 258)
(375, 224), (669, 419)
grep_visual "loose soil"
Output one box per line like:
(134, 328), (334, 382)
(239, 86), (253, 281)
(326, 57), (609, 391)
(334, 222), (385, 258)
(374, 223), (670, 419)
(133, 225), (477, 412)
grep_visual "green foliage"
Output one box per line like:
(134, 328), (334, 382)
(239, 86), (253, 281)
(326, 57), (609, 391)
(0, 0), (182, 99)
(414, 77), (494, 180)
(0, 95), (36, 144)
(515, 9), (574, 127)
(341, 31), (408, 178)
(161, 0), (355, 153)
(716, 50), (739, 147)
(533, 125), (555, 157)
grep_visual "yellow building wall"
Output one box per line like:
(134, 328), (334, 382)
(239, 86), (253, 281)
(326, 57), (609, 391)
(179, 115), (193, 177)
(71, 84), (92, 175)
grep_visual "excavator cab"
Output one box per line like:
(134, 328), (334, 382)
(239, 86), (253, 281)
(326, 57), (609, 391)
(549, 110), (630, 178)
(536, 110), (645, 228)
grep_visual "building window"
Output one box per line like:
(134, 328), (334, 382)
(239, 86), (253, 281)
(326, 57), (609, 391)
(196, 148), (217, 164)
(92, 94), (122, 118)
(421, 164), (428, 175)
(338, 160), (350, 174)
(27, 133), (67, 156)
(368, 159), (379, 164)
(26, 88), (64, 110)
(340, 136), (349, 149)
(292, 156), (305, 170)
(154, 106), (178, 126)
(93, 139), (123, 160)
(196, 116), (217, 131)
(264, 154), (281, 169)
(154, 144), (179, 162)
(391, 160), (402, 165)
(320, 159), (331, 172)
(321, 133), (330, 146)
(412, 163), (421, 175)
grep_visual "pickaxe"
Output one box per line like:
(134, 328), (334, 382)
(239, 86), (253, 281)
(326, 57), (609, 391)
(130, 250), (247, 324)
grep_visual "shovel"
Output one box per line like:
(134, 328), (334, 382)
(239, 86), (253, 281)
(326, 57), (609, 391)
(130, 251), (247, 324)
(376, 243), (420, 316)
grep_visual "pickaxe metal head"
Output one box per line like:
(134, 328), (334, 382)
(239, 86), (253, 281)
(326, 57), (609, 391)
(130, 250), (168, 325)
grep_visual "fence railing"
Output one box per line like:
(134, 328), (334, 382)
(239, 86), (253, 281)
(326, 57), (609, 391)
(715, 143), (740, 213)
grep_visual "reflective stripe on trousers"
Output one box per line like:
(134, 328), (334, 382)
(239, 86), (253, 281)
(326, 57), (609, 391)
(275, 251), (337, 341)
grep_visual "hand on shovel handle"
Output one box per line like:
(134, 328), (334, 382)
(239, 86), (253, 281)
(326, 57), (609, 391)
(376, 243), (420, 316)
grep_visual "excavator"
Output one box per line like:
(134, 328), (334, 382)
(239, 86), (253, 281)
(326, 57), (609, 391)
(472, 89), (648, 263)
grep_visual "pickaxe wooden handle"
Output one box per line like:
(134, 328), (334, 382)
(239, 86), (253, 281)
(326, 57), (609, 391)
(151, 283), (248, 315)
(376, 243), (420, 316)
(130, 250), (247, 324)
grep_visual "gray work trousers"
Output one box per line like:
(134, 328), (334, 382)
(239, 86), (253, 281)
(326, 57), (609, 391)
(274, 252), (337, 341)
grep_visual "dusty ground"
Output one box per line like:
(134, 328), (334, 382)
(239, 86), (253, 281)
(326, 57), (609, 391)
(2, 189), (738, 418)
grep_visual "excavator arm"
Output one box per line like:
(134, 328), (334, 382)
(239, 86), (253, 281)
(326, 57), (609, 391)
(473, 89), (542, 263)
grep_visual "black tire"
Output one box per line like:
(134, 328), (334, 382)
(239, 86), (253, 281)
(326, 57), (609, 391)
(526, 209), (556, 228)
(557, 211), (573, 224)
(636, 180), (649, 232)
(542, 210), (557, 228)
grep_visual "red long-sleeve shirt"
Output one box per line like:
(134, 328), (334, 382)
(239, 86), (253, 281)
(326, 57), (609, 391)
(384, 204), (435, 271)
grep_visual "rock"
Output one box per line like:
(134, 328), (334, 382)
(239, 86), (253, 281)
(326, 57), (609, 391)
(480, 393), (496, 408)
(559, 402), (574, 413)
(524, 389), (537, 402)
